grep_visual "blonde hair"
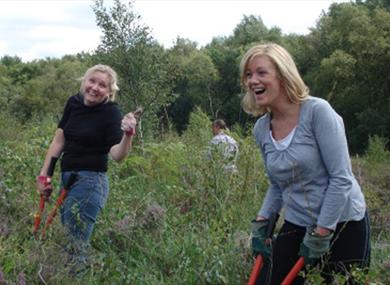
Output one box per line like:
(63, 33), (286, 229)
(240, 43), (309, 116)
(80, 64), (119, 101)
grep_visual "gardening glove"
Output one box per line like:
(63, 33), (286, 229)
(251, 219), (272, 259)
(298, 227), (334, 265)
(36, 175), (53, 201)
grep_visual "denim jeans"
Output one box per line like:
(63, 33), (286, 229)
(60, 171), (109, 243)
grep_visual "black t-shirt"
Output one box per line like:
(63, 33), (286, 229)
(58, 94), (123, 172)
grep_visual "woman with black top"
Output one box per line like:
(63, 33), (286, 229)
(36, 64), (137, 270)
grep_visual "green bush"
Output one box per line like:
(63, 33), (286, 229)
(0, 108), (389, 283)
(365, 135), (390, 164)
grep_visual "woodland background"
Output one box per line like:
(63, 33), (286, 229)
(0, 0), (390, 284)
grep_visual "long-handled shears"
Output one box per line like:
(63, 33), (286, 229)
(33, 157), (57, 236)
(33, 157), (78, 239)
(40, 172), (78, 238)
(281, 256), (305, 285)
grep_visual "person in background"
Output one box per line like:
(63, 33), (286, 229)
(208, 119), (239, 173)
(36, 64), (137, 274)
(240, 43), (370, 284)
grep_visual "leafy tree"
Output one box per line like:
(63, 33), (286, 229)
(283, 34), (314, 76)
(0, 56), (39, 86)
(205, 15), (283, 127)
(204, 39), (242, 125)
(226, 15), (267, 46)
(0, 55), (22, 67)
(303, 2), (390, 153)
(7, 59), (88, 121)
(165, 38), (208, 133)
(357, 0), (390, 10)
(316, 49), (357, 102)
(92, 0), (175, 139)
(0, 65), (15, 111)
(182, 52), (218, 115)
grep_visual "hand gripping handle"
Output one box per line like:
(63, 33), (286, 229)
(33, 157), (58, 236)
(40, 172), (78, 239)
(247, 213), (279, 285)
(125, 107), (143, 137)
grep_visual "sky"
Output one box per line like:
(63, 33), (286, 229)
(0, 0), (350, 62)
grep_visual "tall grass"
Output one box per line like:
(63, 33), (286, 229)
(0, 109), (389, 284)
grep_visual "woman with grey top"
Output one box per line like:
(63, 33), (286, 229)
(240, 43), (370, 284)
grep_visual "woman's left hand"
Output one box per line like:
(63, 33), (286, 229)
(313, 226), (332, 237)
(121, 112), (137, 135)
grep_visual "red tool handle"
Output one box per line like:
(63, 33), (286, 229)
(33, 157), (58, 235)
(247, 213), (279, 285)
(247, 255), (264, 285)
(41, 190), (67, 238)
(40, 172), (78, 238)
(33, 192), (47, 235)
(33, 198), (43, 235)
(38, 195), (45, 214)
(281, 257), (305, 285)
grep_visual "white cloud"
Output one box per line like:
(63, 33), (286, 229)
(0, 42), (8, 55)
(0, 0), (100, 61)
(133, 0), (347, 47)
(0, 0), (93, 24)
(24, 25), (101, 58)
(0, 0), (349, 61)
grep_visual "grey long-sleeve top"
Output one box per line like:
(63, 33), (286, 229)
(254, 96), (366, 230)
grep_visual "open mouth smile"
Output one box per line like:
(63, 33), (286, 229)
(253, 87), (265, 95)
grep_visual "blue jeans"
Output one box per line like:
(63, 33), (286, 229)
(60, 171), (109, 243)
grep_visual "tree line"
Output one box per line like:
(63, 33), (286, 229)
(0, 0), (389, 154)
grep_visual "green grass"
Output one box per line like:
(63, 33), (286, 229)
(0, 110), (389, 284)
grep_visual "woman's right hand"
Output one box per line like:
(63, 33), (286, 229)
(36, 175), (53, 201)
(251, 219), (271, 258)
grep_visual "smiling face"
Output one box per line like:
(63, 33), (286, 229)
(244, 55), (285, 110)
(81, 71), (111, 106)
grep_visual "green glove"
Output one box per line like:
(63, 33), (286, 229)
(251, 219), (272, 259)
(298, 227), (334, 265)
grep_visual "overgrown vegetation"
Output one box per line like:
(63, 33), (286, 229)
(1, 0), (389, 153)
(0, 109), (389, 284)
(1, 0), (389, 283)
